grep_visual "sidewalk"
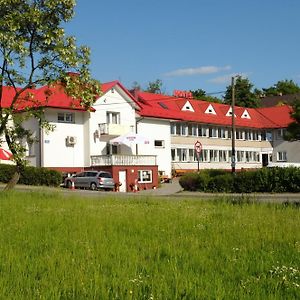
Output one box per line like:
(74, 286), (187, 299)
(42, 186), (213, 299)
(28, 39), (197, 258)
(138, 177), (183, 196)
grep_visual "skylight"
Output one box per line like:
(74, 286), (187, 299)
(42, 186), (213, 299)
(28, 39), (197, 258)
(158, 102), (168, 109)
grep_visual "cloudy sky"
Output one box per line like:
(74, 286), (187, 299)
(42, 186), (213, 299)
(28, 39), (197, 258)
(66, 0), (300, 97)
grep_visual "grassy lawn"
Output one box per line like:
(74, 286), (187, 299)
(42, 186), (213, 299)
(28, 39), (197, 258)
(0, 191), (299, 299)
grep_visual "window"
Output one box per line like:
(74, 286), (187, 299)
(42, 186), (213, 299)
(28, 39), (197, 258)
(198, 125), (207, 137)
(208, 127), (218, 138)
(236, 129), (244, 140)
(171, 123), (176, 135)
(171, 149), (176, 161)
(277, 151), (287, 162)
(106, 143), (118, 155)
(261, 131), (267, 141)
(180, 123), (188, 136)
(219, 128), (226, 139)
(177, 148), (188, 161)
(276, 129), (286, 140)
(188, 124), (198, 136)
(154, 140), (165, 148)
(138, 170), (152, 183)
(106, 112), (120, 124)
(58, 112), (75, 123)
(189, 149), (196, 161)
(199, 149), (208, 162)
(219, 150), (227, 162)
(209, 150), (218, 162)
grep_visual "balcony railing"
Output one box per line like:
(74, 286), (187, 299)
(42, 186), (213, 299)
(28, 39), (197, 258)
(91, 155), (157, 166)
(99, 123), (134, 136)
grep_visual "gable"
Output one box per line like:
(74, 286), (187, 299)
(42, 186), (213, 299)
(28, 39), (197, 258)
(181, 100), (195, 112)
(241, 109), (251, 119)
(204, 104), (217, 115)
(225, 107), (236, 117)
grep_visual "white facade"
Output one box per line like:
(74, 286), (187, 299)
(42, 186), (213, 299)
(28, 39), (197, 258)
(137, 118), (172, 177)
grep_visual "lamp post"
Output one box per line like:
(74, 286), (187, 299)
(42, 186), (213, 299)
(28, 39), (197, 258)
(231, 76), (236, 173)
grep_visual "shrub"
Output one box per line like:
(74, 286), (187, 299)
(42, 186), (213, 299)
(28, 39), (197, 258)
(233, 170), (257, 193)
(207, 174), (234, 192)
(0, 164), (62, 187)
(179, 167), (300, 193)
(179, 172), (210, 191)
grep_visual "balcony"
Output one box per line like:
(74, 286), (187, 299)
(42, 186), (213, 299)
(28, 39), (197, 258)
(91, 155), (157, 166)
(99, 123), (134, 136)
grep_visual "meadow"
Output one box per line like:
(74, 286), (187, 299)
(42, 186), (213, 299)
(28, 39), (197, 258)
(0, 191), (299, 299)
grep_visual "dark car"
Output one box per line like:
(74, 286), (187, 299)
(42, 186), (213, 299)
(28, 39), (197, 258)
(64, 171), (115, 191)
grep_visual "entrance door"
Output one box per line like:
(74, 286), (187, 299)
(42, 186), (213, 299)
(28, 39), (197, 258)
(262, 153), (269, 167)
(118, 171), (127, 192)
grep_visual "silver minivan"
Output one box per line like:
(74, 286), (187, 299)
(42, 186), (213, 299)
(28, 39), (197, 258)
(65, 171), (115, 191)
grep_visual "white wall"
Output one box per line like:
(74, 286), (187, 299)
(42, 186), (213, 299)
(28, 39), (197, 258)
(89, 87), (137, 156)
(41, 109), (86, 169)
(137, 118), (172, 177)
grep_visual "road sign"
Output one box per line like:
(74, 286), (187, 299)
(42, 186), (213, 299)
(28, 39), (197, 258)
(194, 141), (202, 154)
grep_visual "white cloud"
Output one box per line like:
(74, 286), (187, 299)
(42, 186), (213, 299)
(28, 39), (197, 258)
(164, 65), (231, 77)
(209, 73), (250, 84)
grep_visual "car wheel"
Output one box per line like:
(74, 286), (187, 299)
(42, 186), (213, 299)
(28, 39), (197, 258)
(90, 182), (97, 191)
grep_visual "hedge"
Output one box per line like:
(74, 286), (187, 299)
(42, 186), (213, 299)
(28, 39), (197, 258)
(0, 164), (62, 187)
(179, 167), (300, 193)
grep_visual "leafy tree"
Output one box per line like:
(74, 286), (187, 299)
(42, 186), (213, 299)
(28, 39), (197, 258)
(263, 80), (300, 96)
(0, 0), (101, 189)
(191, 89), (222, 103)
(285, 99), (300, 141)
(223, 76), (261, 108)
(145, 79), (164, 94)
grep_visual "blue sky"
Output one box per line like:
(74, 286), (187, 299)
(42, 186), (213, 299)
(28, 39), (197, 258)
(66, 0), (300, 97)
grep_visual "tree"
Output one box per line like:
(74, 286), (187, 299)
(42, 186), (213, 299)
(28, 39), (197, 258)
(285, 99), (300, 141)
(263, 80), (300, 96)
(223, 76), (261, 108)
(190, 89), (222, 103)
(145, 79), (164, 94)
(0, 0), (101, 189)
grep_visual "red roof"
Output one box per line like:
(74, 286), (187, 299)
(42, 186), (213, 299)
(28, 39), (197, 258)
(1, 85), (95, 112)
(136, 91), (293, 129)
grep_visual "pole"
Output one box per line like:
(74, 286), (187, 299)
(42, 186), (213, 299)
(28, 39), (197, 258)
(231, 76), (236, 173)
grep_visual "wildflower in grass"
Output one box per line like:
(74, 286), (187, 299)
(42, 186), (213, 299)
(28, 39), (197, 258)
(269, 265), (300, 289)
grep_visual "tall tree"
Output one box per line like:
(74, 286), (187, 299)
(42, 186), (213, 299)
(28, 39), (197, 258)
(190, 89), (222, 103)
(223, 76), (261, 108)
(0, 0), (101, 189)
(262, 80), (300, 96)
(285, 99), (300, 141)
(145, 79), (164, 94)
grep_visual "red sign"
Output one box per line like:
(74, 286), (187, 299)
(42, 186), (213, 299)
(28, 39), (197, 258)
(173, 90), (193, 99)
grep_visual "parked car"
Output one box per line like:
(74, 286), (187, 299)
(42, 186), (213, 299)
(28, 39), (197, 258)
(64, 171), (115, 191)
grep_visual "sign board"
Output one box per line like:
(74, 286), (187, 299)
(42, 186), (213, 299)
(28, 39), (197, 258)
(173, 90), (193, 99)
(194, 141), (202, 153)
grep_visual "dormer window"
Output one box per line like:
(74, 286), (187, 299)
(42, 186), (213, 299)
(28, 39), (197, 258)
(204, 104), (216, 115)
(226, 107), (236, 117)
(182, 100), (195, 112)
(241, 109), (251, 119)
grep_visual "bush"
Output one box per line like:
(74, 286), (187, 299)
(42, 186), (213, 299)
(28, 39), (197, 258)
(179, 167), (300, 193)
(233, 170), (258, 193)
(179, 172), (210, 191)
(0, 164), (62, 187)
(207, 174), (234, 192)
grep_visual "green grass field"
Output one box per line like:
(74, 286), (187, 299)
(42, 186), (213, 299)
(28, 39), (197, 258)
(0, 191), (299, 299)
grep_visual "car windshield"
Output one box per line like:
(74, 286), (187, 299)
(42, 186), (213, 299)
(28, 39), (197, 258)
(98, 172), (112, 178)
